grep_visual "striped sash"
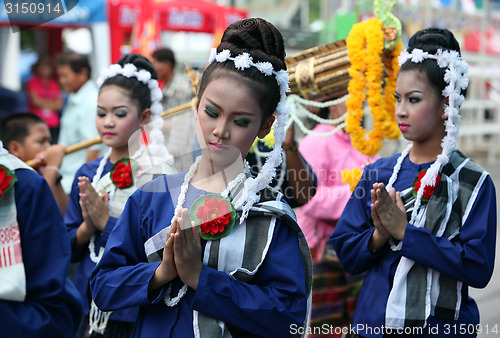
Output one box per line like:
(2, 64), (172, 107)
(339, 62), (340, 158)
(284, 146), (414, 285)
(0, 153), (34, 302)
(385, 150), (488, 328)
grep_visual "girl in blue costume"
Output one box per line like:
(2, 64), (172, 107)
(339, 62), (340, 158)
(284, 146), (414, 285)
(331, 28), (497, 337)
(90, 18), (312, 337)
(0, 141), (82, 337)
(65, 53), (174, 337)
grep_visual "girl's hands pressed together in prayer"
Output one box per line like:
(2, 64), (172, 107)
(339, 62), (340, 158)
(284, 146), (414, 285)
(150, 209), (202, 292)
(370, 183), (391, 251)
(78, 176), (110, 232)
(371, 183), (407, 241)
(149, 214), (180, 292)
(174, 208), (202, 290)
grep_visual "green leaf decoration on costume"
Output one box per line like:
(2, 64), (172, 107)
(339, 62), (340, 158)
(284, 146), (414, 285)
(189, 194), (236, 240)
(0, 165), (17, 200)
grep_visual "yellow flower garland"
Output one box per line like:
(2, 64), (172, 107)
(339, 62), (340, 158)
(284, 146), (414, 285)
(341, 17), (403, 190)
(341, 167), (363, 192)
(345, 17), (402, 156)
(248, 132), (275, 154)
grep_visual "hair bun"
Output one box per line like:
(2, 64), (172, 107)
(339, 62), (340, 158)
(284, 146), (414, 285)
(238, 18), (259, 31)
(117, 53), (158, 80)
(408, 27), (461, 55)
(219, 17), (286, 70)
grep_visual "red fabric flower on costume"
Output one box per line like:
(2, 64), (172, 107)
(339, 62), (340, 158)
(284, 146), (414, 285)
(0, 165), (17, 200)
(412, 169), (441, 201)
(110, 159), (133, 189)
(196, 197), (232, 236)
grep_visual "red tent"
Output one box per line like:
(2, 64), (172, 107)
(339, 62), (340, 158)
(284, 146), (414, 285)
(463, 27), (500, 56)
(156, 0), (246, 33)
(108, 0), (247, 63)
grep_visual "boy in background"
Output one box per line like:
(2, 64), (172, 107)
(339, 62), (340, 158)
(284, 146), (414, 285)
(1, 112), (68, 214)
(0, 138), (82, 336)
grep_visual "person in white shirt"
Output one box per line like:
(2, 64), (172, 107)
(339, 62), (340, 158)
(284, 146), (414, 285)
(151, 48), (195, 172)
(57, 52), (104, 194)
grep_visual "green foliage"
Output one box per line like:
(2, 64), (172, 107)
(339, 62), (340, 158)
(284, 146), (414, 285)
(309, 0), (321, 22)
(20, 30), (35, 50)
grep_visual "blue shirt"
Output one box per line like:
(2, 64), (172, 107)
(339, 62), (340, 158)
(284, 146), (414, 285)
(65, 157), (138, 322)
(0, 169), (83, 337)
(90, 172), (308, 337)
(331, 154), (496, 338)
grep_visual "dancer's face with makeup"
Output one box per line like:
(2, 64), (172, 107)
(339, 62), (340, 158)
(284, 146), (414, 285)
(96, 85), (150, 152)
(394, 69), (447, 146)
(196, 72), (274, 169)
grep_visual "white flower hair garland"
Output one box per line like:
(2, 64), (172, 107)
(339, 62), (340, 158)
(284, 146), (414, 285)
(97, 63), (164, 117)
(387, 48), (469, 235)
(209, 47), (291, 221)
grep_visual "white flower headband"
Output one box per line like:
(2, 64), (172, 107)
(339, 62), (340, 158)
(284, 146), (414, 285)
(208, 47), (291, 220)
(97, 63), (164, 118)
(387, 48), (469, 230)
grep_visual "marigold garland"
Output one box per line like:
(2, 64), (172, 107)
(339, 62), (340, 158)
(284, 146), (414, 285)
(345, 17), (402, 157)
(341, 17), (402, 190)
(341, 167), (363, 191)
(248, 132), (275, 154)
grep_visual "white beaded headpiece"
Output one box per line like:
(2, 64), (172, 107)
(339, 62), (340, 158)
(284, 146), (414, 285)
(97, 63), (164, 117)
(387, 48), (469, 227)
(208, 48), (291, 221)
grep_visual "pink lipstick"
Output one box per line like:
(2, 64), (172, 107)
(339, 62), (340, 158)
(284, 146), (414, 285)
(209, 142), (226, 152)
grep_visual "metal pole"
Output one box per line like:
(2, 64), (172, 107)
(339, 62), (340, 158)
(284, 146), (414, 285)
(301, 0), (309, 29)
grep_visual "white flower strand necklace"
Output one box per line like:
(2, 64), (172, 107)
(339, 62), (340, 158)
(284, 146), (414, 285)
(164, 155), (251, 307)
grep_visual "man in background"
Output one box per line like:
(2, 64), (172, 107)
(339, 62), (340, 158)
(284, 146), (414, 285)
(57, 52), (102, 194)
(151, 47), (195, 171)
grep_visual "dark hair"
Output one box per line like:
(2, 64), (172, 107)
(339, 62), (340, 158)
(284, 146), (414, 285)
(400, 27), (464, 97)
(57, 52), (91, 79)
(197, 18), (286, 121)
(152, 48), (176, 68)
(31, 55), (56, 75)
(0, 112), (46, 146)
(100, 53), (158, 113)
